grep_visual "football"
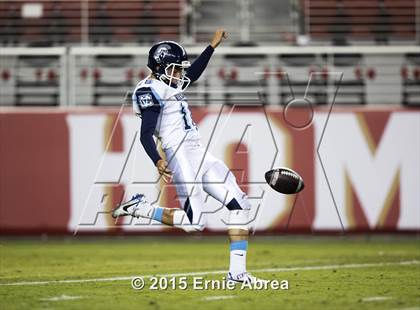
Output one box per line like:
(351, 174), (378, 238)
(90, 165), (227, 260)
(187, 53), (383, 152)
(265, 167), (304, 194)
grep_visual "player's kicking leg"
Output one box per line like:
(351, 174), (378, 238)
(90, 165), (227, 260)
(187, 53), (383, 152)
(111, 194), (197, 230)
(111, 194), (150, 218)
(112, 145), (208, 232)
(111, 193), (163, 222)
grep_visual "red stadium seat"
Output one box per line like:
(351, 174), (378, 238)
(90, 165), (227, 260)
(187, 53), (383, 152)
(0, 0), (181, 46)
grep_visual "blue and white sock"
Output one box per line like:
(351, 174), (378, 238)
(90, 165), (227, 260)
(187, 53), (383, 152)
(151, 207), (164, 222)
(229, 240), (248, 278)
(134, 205), (164, 223)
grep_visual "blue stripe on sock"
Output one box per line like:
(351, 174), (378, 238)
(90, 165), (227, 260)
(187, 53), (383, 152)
(230, 240), (248, 251)
(152, 207), (164, 222)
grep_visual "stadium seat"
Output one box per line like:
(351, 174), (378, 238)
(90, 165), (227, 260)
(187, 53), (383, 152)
(301, 0), (416, 44)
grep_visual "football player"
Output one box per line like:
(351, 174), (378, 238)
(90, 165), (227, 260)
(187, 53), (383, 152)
(112, 29), (265, 284)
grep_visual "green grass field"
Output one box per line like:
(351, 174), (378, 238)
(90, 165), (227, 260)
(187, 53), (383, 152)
(0, 236), (419, 310)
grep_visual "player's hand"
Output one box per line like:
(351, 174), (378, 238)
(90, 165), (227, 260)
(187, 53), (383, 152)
(211, 29), (227, 49)
(156, 159), (172, 183)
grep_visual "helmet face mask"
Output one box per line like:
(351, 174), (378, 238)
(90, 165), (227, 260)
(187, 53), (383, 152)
(148, 41), (191, 91)
(161, 61), (191, 90)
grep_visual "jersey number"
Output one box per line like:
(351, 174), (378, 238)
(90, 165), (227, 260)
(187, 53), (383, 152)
(180, 102), (194, 131)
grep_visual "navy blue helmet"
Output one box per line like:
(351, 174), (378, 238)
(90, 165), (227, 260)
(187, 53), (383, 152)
(147, 41), (191, 89)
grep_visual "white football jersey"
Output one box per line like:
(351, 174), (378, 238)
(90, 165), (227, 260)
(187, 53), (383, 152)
(132, 77), (201, 150)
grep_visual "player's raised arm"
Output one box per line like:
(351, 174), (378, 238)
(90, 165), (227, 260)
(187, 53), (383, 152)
(185, 29), (228, 83)
(210, 28), (228, 49)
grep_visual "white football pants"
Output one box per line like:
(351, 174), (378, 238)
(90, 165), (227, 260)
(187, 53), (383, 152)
(164, 140), (251, 232)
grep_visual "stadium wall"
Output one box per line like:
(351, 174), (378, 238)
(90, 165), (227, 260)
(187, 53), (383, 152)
(0, 106), (419, 234)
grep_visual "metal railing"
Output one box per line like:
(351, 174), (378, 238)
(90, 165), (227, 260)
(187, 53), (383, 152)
(1, 46), (419, 106)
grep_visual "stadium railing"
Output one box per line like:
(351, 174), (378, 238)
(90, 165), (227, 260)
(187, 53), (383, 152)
(1, 45), (419, 106)
(0, 47), (67, 106)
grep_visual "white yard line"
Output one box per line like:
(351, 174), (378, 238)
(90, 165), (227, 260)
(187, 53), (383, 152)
(203, 295), (236, 301)
(1, 260), (418, 287)
(362, 296), (393, 302)
(40, 295), (82, 301)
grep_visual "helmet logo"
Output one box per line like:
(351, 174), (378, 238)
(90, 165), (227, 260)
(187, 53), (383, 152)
(138, 93), (153, 108)
(154, 44), (170, 63)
